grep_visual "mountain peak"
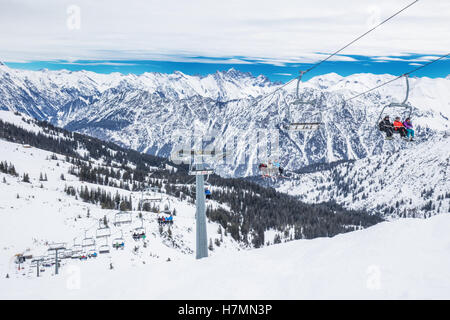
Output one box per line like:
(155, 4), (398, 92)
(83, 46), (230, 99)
(214, 68), (252, 79)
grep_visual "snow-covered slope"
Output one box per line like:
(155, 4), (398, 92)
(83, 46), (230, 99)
(277, 133), (450, 219)
(1, 63), (449, 177)
(0, 133), (242, 281)
(1, 214), (449, 299)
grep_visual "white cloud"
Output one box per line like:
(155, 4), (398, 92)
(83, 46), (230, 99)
(0, 0), (448, 64)
(55, 61), (138, 66)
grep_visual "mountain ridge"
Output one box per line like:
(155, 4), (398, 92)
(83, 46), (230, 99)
(0, 65), (449, 177)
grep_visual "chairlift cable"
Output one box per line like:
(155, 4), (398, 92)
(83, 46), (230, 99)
(250, 0), (419, 108)
(344, 52), (450, 103)
(305, 0), (419, 74)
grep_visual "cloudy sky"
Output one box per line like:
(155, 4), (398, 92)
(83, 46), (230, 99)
(0, 0), (449, 80)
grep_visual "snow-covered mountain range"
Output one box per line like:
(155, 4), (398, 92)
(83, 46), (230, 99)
(2, 109), (381, 283)
(276, 132), (450, 219)
(1, 63), (449, 177)
(1, 65), (449, 299)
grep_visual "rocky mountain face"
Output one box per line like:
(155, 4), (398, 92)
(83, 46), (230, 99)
(274, 133), (450, 219)
(0, 63), (449, 177)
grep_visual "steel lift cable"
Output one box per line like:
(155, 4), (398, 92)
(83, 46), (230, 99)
(250, 0), (420, 108)
(344, 52), (450, 103)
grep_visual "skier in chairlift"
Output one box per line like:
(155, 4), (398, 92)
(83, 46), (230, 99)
(393, 117), (407, 138)
(273, 160), (284, 176)
(378, 115), (393, 140)
(403, 117), (415, 141)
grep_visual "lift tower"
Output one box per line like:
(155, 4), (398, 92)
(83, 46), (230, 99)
(172, 148), (225, 259)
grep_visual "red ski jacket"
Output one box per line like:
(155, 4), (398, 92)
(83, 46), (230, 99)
(393, 120), (404, 130)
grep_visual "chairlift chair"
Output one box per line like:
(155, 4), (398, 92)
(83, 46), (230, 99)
(133, 219), (146, 240)
(112, 240), (125, 249)
(188, 160), (214, 176)
(60, 249), (72, 259)
(82, 231), (96, 248)
(99, 245), (110, 254)
(204, 175), (212, 200)
(87, 248), (97, 258)
(113, 211), (132, 226)
(376, 74), (413, 129)
(258, 159), (284, 178)
(157, 196), (173, 215)
(112, 230), (125, 249)
(284, 71), (323, 131)
(71, 244), (83, 259)
(157, 212), (174, 225)
(205, 187), (212, 200)
(97, 234), (110, 254)
(140, 186), (162, 205)
(96, 221), (111, 238)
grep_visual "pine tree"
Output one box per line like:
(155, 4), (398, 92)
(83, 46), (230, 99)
(22, 173), (30, 183)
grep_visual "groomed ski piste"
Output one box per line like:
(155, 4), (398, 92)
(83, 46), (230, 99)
(1, 214), (449, 299)
(0, 111), (246, 296)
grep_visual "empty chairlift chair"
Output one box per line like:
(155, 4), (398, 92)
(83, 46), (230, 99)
(96, 220), (111, 238)
(139, 186), (162, 208)
(71, 243), (83, 259)
(82, 231), (96, 248)
(98, 238), (110, 254)
(113, 211), (132, 227)
(284, 71), (323, 131)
